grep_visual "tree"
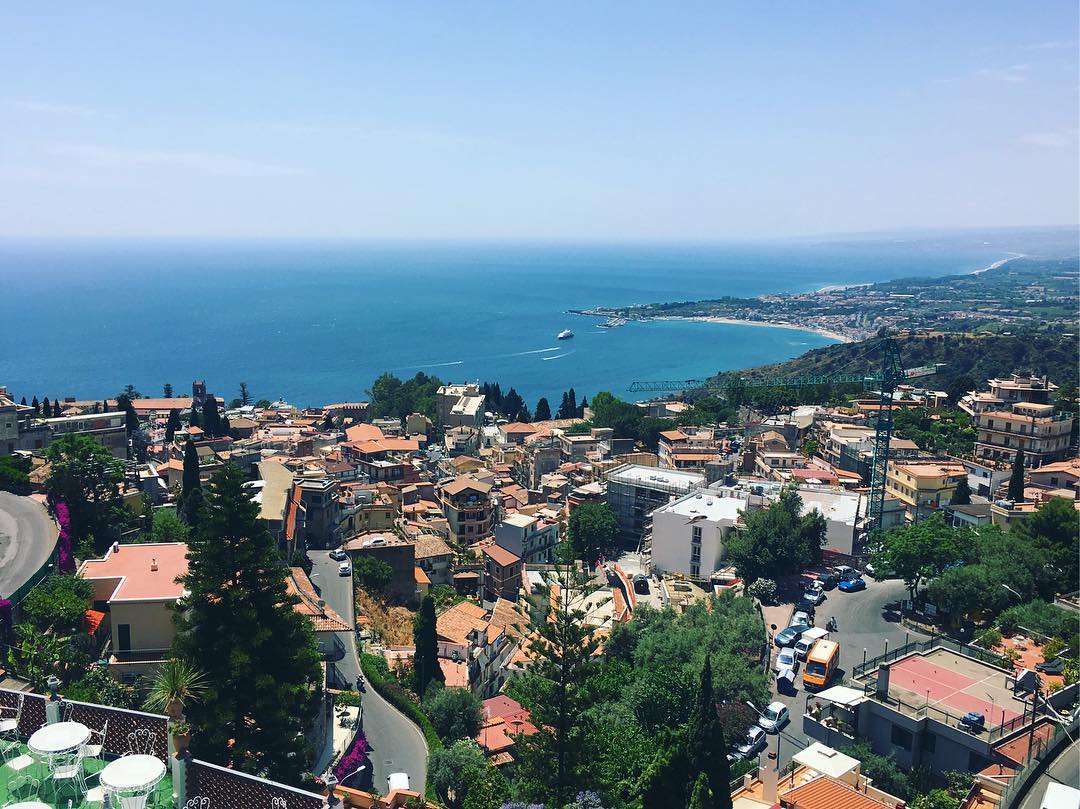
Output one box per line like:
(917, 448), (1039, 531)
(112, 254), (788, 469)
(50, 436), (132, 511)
(163, 383), (174, 398)
(686, 655), (731, 807)
(578, 395), (588, 417)
(188, 407), (200, 429)
(45, 434), (126, 552)
(413, 595), (443, 697)
(1013, 496), (1080, 591)
(461, 764), (510, 809)
(688, 773), (714, 809)
(120, 384), (142, 400)
(149, 509), (190, 544)
(910, 789), (960, 809)
(165, 409), (182, 443)
(180, 439), (200, 507)
(42, 396), (51, 416)
(0, 455), (32, 493)
(21, 575), (94, 634)
(31, 395), (39, 413)
(950, 476), (971, 506)
(875, 514), (971, 602)
(423, 685), (484, 742)
(567, 388), (578, 418)
(19, 396), (26, 406)
(725, 489), (825, 583)
(534, 397), (552, 421)
(502, 388), (526, 421)
(428, 739), (488, 809)
(589, 391), (642, 439)
(946, 374), (976, 406)
(143, 658), (208, 717)
(1007, 447), (1026, 502)
(510, 564), (605, 807)
(174, 464), (322, 785)
(354, 555), (393, 593)
(567, 501), (619, 566)
(239, 382), (251, 406)
(122, 396), (140, 435)
(52, 399), (62, 417)
(559, 391), (571, 419)
(201, 396), (223, 438)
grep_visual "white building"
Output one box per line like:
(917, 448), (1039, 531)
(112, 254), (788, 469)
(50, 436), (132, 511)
(648, 490), (744, 579)
(494, 511), (561, 565)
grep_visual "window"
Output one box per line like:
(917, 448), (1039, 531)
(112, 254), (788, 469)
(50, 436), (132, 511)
(690, 563), (700, 577)
(691, 526), (702, 542)
(117, 624), (131, 652)
(890, 725), (912, 751)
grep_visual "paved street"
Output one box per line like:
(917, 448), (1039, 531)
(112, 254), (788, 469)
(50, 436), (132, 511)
(1018, 738), (1080, 809)
(759, 577), (925, 766)
(0, 492), (57, 600)
(310, 552), (428, 796)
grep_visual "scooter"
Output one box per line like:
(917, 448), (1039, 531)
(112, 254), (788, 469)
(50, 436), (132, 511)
(826, 617), (838, 632)
(356, 675), (366, 693)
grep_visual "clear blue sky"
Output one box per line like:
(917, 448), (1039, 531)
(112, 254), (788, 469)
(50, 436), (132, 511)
(1, 2), (1077, 239)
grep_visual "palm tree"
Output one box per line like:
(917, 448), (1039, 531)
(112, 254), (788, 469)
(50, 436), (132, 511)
(143, 658), (208, 719)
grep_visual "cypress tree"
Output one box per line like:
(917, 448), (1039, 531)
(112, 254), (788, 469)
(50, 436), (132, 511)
(188, 407), (200, 429)
(53, 399), (63, 417)
(163, 383), (173, 398)
(174, 465), (322, 784)
(42, 397), (51, 416)
(578, 395), (588, 417)
(165, 409), (182, 444)
(567, 388), (577, 417)
(413, 595), (443, 697)
(123, 398), (140, 435)
(181, 439), (200, 505)
(19, 397), (26, 406)
(558, 392), (570, 419)
(239, 382), (251, 407)
(687, 655), (731, 807)
(1008, 447), (1026, 502)
(31, 396), (39, 413)
(202, 396), (223, 438)
(101, 399), (108, 413)
(950, 476), (972, 506)
(535, 397), (552, 421)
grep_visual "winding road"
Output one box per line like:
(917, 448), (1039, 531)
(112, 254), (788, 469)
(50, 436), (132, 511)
(0, 492), (57, 600)
(310, 552), (428, 796)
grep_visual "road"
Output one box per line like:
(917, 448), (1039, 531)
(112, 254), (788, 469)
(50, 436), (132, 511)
(761, 577), (925, 766)
(310, 552), (428, 796)
(1018, 738), (1080, 809)
(0, 492), (57, 600)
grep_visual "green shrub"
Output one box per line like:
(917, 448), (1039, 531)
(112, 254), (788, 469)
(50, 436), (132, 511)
(974, 628), (1002, 650)
(998, 601), (1077, 640)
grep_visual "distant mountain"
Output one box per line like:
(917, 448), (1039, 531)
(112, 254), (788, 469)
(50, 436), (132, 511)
(731, 331), (1079, 393)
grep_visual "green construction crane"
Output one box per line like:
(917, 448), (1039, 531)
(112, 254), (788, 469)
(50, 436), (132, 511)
(629, 337), (936, 534)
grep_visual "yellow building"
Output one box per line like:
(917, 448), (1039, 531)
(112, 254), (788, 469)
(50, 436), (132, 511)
(885, 460), (967, 520)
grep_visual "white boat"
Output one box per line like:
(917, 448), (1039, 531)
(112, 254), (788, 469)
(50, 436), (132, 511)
(557, 329), (574, 340)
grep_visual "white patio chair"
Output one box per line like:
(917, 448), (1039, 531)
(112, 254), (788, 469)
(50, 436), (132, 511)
(125, 727), (156, 756)
(0, 693), (24, 737)
(50, 747), (87, 801)
(184, 798), (211, 809)
(271, 798), (288, 808)
(83, 718), (109, 760)
(2, 746), (35, 776)
(39, 698), (75, 728)
(6, 772), (40, 802)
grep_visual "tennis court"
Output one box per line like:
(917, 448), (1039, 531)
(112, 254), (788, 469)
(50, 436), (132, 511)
(887, 649), (1024, 724)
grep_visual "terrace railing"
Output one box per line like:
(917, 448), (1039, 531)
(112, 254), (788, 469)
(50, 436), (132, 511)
(851, 635), (1012, 680)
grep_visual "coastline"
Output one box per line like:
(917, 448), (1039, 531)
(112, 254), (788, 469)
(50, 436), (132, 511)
(647, 314), (854, 344)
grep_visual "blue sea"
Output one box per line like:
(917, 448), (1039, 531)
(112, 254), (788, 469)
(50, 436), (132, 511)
(0, 236), (1043, 407)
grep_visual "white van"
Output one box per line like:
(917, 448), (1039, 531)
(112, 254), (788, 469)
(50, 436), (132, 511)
(794, 627), (830, 661)
(387, 772), (411, 793)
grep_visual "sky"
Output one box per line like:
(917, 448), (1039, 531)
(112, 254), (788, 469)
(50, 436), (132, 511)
(1, 3), (1077, 240)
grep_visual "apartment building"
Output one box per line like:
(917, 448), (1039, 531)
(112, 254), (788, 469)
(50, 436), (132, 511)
(436, 600), (518, 697)
(494, 511), (561, 565)
(482, 543), (522, 602)
(648, 490), (742, 579)
(605, 463), (704, 545)
(885, 459), (967, 520)
(436, 383), (484, 429)
(440, 475), (496, 543)
(962, 373), (1074, 466)
(79, 542), (189, 681)
(657, 428), (729, 470)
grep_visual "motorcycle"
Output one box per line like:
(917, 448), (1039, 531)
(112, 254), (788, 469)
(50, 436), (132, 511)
(356, 675), (366, 693)
(826, 617), (838, 632)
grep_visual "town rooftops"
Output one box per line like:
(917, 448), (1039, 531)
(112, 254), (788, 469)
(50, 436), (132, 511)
(412, 535), (453, 560)
(792, 742), (859, 780)
(436, 600), (491, 645)
(343, 532), (407, 550)
(606, 464), (704, 490)
(483, 543), (522, 567)
(286, 567), (351, 633)
(780, 774), (893, 809)
(1033, 457), (1080, 476)
(345, 423), (385, 443)
(653, 490), (744, 523)
(502, 512), (537, 529)
(441, 476), (493, 496)
(79, 542), (189, 602)
(890, 460), (967, 478)
(659, 430), (687, 441)
(501, 422), (540, 434)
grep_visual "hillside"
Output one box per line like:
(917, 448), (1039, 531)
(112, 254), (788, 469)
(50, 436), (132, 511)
(731, 331), (1079, 393)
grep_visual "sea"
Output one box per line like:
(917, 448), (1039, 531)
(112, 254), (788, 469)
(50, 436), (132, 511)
(0, 234), (1055, 408)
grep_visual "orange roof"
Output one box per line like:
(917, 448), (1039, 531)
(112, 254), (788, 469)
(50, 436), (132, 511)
(659, 430), (687, 441)
(482, 544), (521, 567)
(501, 423), (540, 434)
(345, 423), (385, 443)
(782, 776), (892, 809)
(79, 542), (189, 602)
(1032, 458), (1080, 475)
(438, 659), (469, 688)
(84, 609), (106, 634)
(286, 567), (352, 632)
(414, 566), (431, 586)
(436, 601), (490, 645)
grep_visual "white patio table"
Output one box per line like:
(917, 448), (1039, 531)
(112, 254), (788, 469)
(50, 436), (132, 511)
(26, 721), (90, 757)
(3, 801), (52, 809)
(101, 753), (167, 809)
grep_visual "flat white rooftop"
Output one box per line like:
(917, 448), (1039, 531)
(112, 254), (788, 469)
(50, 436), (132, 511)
(653, 490), (744, 523)
(607, 464), (703, 490)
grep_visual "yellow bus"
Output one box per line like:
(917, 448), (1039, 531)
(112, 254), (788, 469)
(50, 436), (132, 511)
(803, 639), (840, 690)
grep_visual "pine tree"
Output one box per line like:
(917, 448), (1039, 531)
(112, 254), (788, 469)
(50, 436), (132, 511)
(512, 563), (604, 807)
(686, 655), (731, 806)
(413, 595), (443, 697)
(202, 396), (223, 438)
(688, 773), (714, 809)
(239, 382), (251, 407)
(181, 439), (200, 507)
(1008, 447), (1026, 502)
(492, 383), (502, 409)
(31, 396), (39, 413)
(163, 383), (174, 398)
(123, 398), (140, 435)
(174, 465), (322, 784)
(165, 409), (182, 444)
(950, 476), (972, 506)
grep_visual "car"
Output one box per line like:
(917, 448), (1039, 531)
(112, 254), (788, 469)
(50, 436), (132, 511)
(735, 726), (768, 759)
(802, 586), (825, 605)
(774, 623), (808, 648)
(837, 577), (866, 593)
(387, 772), (410, 791)
(338, 561), (352, 576)
(633, 575), (650, 595)
(833, 565), (860, 582)
(818, 571), (839, 590)
(794, 597), (818, 617)
(864, 560), (895, 580)
(773, 647), (799, 674)
(791, 610), (813, 627)
(329, 548), (347, 561)
(758, 701), (790, 733)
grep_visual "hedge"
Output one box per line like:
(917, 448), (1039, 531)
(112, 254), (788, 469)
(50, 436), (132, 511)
(359, 652), (443, 801)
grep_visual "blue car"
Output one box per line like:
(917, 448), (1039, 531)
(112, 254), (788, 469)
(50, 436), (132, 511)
(837, 577), (866, 592)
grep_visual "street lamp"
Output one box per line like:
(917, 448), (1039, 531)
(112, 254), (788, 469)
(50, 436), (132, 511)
(1001, 583), (1023, 601)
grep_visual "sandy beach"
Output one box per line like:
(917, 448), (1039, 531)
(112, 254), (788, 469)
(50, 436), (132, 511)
(649, 315), (855, 344)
